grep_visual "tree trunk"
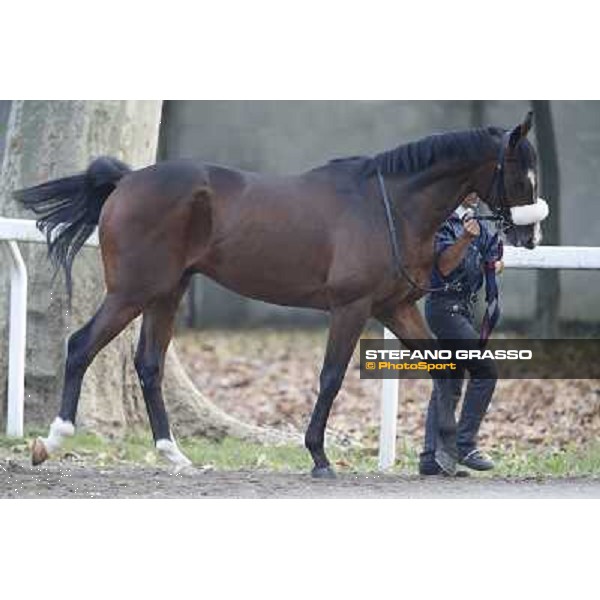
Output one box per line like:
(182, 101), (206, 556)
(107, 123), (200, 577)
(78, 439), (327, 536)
(0, 100), (290, 444)
(531, 100), (561, 338)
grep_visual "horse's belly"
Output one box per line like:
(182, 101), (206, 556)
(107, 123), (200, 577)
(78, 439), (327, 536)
(201, 232), (331, 307)
(210, 274), (329, 309)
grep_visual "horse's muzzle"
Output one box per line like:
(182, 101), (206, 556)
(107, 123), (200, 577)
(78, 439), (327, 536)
(510, 197), (549, 226)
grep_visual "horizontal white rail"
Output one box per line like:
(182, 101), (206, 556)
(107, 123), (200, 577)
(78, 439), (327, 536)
(0, 218), (99, 246)
(379, 244), (600, 471)
(504, 246), (600, 270)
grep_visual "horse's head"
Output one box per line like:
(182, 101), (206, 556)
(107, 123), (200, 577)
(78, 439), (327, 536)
(485, 111), (549, 249)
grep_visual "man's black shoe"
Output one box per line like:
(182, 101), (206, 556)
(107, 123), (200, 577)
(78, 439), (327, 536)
(418, 459), (470, 477)
(459, 448), (495, 471)
(419, 459), (442, 476)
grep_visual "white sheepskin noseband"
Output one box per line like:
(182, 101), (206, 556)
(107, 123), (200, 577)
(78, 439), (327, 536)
(510, 197), (549, 226)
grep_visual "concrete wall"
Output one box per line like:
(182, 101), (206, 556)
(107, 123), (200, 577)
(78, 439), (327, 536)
(160, 101), (474, 326)
(2, 100), (599, 328)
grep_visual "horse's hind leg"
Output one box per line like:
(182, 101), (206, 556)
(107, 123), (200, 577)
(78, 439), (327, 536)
(305, 297), (371, 478)
(134, 278), (192, 472)
(32, 293), (143, 465)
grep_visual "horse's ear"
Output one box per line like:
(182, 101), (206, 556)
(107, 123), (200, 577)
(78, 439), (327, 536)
(509, 110), (534, 149)
(522, 110), (533, 135)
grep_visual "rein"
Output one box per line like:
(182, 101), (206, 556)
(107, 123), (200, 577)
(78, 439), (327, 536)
(375, 167), (461, 294)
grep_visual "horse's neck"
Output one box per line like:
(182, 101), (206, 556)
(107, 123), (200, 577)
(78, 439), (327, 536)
(394, 164), (475, 239)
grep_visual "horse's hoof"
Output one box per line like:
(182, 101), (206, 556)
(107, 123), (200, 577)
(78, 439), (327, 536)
(311, 466), (337, 479)
(31, 438), (49, 466)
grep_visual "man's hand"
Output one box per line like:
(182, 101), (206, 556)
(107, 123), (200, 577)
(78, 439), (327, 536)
(495, 260), (504, 274)
(462, 217), (481, 239)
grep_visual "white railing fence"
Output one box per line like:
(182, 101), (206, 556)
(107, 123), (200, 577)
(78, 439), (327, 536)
(2, 216), (600, 470)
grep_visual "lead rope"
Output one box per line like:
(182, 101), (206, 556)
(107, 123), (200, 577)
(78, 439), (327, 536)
(376, 167), (460, 294)
(479, 233), (504, 347)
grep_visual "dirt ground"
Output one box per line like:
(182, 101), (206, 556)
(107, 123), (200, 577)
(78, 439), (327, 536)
(2, 460), (600, 498)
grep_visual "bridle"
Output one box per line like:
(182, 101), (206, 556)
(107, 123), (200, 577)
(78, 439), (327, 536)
(375, 131), (515, 294)
(476, 131), (514, 232)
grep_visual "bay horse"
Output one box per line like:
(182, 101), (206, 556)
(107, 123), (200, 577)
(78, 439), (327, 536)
(15, 112), (547, 477)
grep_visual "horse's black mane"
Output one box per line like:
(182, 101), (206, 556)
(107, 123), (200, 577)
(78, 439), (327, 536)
(326, 126), (505, 180)
(374, 126), (503, 175)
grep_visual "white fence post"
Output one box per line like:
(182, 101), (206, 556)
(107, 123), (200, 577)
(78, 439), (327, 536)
(378, 327), (399, 470)
(4, 240), (27, 437)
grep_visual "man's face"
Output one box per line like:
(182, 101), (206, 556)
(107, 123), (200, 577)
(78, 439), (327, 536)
(462, 192), (480, 210)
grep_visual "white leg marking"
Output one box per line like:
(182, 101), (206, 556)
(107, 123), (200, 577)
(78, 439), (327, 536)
(156, 439), (193, 472)
(42, 417), (75, 453)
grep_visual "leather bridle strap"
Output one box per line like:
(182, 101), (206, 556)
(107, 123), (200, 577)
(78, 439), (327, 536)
(375, 166), (460, 294)
(484, 131), (512, 226)
(376, 167), (402, 278)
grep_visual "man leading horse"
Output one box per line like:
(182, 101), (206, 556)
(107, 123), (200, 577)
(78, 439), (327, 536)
(419, 191), (504, 476)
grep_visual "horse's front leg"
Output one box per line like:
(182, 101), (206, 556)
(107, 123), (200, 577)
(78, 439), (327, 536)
(378, 302), (458, 475)
(305, 297), (372, 478)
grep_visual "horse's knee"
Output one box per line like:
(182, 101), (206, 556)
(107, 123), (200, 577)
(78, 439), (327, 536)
(319, 369), (344, 399)
(134, 354), (161, 390)
(65, 330), (91, 376)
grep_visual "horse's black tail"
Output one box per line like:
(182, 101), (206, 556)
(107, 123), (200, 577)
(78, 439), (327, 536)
(13, 156), (132, 301)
